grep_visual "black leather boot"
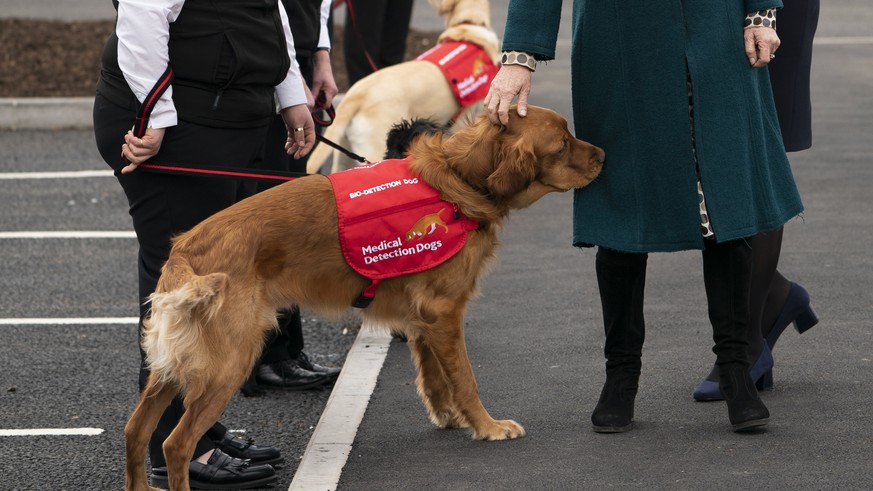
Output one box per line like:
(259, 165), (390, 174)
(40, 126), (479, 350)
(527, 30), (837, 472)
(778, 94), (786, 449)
(702, 238), (769, 432)
(590, 248), (647, 433)
(720, 363), (770, 431)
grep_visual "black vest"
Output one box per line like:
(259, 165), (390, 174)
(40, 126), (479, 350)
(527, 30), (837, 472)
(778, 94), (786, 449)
(286, 0), (322, 57)
(98, 0), (291, 128)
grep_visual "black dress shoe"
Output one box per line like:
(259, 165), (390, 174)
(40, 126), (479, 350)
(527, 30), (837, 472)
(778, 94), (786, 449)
(150, 449), (277, 490)
(296, 351), (341, 381)
(256, 359), (331, 389)
(216, 432), (283, 466)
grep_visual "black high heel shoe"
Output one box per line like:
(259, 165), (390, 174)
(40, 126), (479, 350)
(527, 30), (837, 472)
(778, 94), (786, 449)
(765, 282), (819, 350)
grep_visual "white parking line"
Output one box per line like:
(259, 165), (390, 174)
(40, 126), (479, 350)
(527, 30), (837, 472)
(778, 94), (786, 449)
(0, 317), (138, 325)
(290, 324), (392, 491)
(0, 428), (105, 436)
(0, 231), (136, 239)
(0, 170), (114, 179)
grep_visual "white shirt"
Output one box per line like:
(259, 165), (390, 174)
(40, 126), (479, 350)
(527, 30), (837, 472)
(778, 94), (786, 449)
(318, 0), (332, 50)
(115, 0), (307, 129)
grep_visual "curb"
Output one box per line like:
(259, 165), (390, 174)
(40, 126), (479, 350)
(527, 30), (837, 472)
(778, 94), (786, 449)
(0, 97), (94, 130)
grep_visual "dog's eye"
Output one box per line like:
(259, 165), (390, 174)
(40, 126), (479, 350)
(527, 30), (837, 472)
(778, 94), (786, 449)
(557, 139), (569, 156)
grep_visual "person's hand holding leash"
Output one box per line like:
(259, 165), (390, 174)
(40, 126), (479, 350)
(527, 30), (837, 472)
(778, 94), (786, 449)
(121, 127), (165, 174)
(310, 49), (338, 108)
(484, 64), (532, 125)
(282, 103), (315, 159)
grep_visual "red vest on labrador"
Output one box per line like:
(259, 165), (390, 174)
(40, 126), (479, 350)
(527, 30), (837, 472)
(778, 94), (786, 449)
(416, 41), (499, 108)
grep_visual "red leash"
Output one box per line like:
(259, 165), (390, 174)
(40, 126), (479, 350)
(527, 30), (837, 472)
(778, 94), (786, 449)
(339, 0), (380, 75)
(137, 162), (307, 183)
(132, 78), (367, 182)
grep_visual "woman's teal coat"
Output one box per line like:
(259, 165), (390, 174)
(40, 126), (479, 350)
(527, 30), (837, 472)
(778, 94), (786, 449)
(502, 0), (803, 252)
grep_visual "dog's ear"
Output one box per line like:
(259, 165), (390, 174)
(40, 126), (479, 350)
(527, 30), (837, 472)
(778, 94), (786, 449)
(486, 138), (537, 199)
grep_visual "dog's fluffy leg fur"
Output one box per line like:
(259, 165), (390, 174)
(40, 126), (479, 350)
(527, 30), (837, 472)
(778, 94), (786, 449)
(422, 329), (525, 440)
(409, 335), (469, 429)
(124, 374), (178, 491)
(131, 256), (276, 490)
(408, 297), (525, 441)
(164, 383), (243, 490)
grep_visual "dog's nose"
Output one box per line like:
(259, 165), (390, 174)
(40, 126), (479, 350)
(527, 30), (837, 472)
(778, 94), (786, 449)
(595, 147), (606, 164)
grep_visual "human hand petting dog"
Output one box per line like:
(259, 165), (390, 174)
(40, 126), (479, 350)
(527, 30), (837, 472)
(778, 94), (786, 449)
(282, 103), (315, 160)
(485, 64), (532, 125)
(745, 26), (780, 68)
(121, 127), (165, 174)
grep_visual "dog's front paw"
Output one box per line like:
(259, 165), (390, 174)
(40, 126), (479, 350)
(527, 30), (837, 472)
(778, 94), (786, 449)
(472, 419), (526, 441)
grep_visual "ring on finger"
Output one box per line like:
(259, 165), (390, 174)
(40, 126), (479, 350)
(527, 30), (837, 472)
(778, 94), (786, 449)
(293, 127), (304, 133)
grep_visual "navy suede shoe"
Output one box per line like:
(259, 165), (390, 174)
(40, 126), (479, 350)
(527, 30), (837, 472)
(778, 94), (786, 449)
(693, 343), (774, 402)
(765, 282), (819, 350)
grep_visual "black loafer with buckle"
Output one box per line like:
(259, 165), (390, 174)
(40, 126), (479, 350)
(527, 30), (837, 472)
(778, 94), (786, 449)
(216, 432), (284, 466)
(296, 351), (341, 381)
(256, 359), (331, 389)
(150, 448), (277, 490)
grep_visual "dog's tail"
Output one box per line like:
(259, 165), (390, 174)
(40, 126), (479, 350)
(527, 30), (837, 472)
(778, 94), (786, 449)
(142, 256), (228, 392)
(305, 96), (361, 174)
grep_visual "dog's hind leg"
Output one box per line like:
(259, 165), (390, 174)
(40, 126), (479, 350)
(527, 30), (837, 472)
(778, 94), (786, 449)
(124, 375), (178, 491)
(409, 335), (468, 429)
(160, 318), (265, 490)
(162, 383), (241, 491)
(417, 310), (526, 441)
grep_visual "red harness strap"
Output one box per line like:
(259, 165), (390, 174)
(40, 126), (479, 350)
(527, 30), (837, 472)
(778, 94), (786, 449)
(416, 41), (499, 109)
(133, 66), (174, 138)
(327, 158), (479, 307)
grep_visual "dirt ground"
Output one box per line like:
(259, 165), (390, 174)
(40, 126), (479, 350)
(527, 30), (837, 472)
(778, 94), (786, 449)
(0, 19), (439, 98)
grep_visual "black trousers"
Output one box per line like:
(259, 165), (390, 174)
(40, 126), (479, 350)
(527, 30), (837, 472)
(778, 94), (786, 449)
(93, 92), (271, 467)
(769, 0), (820, 151)
(250, 54), (318, 365)
(343, 0), (414, 85)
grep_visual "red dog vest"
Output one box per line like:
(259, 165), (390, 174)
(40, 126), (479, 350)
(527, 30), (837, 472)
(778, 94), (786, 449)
(416, 41), (499, 108)
(327, 158), (479, 307)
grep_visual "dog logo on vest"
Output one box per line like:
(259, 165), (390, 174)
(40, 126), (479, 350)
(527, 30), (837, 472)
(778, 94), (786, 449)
(406, 208), (449, 241)
(471, 58), (485, 77)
